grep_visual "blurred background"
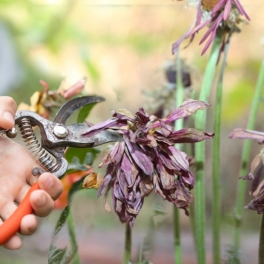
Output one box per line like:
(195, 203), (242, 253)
(0, 0), (263, 263)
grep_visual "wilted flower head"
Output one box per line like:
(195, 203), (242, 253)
(172, 0), (250, 55)
(83, 100), (214, 226)
(230, 128), (264, 213)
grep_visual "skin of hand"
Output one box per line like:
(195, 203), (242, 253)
(0, 96), (63, 250)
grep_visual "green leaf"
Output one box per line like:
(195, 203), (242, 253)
(48, 206), (73, 264)
(77, 102), (97, 123)
(48, 247), (72, 264)
(54, 206), (70, 236)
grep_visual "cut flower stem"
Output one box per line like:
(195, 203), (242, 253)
(173, 51), (184, 264)
(212, 31), (231, 264)
(194, 33), (222, 264)
(124, 223), (132, 264)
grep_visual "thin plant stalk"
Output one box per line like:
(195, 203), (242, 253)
(194, 34), (222, 264)
(233, 60), (264, 249)
(67, 208), (81, 264)
(212, 32), (231, 264)
(124, 223), (132, 264)
(259, 215), (264, 264)
(173, 50), (184, 264)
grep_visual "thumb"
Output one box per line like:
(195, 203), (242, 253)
(0, 97), (17, 129)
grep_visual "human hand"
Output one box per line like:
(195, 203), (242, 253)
(0, 96), (63, 250)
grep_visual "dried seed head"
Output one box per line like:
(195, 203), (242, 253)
(202, 0), (220, 11)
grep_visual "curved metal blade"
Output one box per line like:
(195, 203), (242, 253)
(53, 96), (105, 124)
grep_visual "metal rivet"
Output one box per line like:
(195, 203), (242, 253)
(53, 124), (68, 138)
(6, 127), (17, 138)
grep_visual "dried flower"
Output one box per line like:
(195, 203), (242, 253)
(18, 78), (86, 118)
(229, 128), (264, 213)
(83, 100), (214, 226)
(172, 0), (250, 55)
(83, 172), (103, 189)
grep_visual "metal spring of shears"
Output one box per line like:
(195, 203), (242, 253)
(0, 95), (124, 246)
(17, 117), (60, 173)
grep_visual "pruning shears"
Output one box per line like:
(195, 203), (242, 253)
(0, 96), (121, 246)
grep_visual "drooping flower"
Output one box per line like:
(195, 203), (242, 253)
(229, 128), (264, 213)
(82, 100), (214, 226)
(172, 0), (250, 55)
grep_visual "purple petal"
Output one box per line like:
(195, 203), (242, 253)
(121, 152), (139, 187)
(199, 13), (223, 45)
(82, 118), (120, 137)
(165, 99), (209, 124)
(229, 128), (264, 143)
(233, 0), (250, 20)
(172, 24), (195, 54)
(200, 14), (223, 55)
(159, 152), (178, 170)
(97, 165), (116, 197)
(181, 170), (195, 188)
(159, 119), (173, 137)
(124, 135), (154, 175)
(99, 141), (125, 167)
(169, 128), (214, 143)
(168, 146), (190, 172)
(211, 0), (227, 15)
(156, 162), (175, 190)
(139, 176), (154, 197)
(223, 0), (232, 20)
(153, 173), (166, 199)
(113, 109), (134, 121)
(135, 108), (150, 124)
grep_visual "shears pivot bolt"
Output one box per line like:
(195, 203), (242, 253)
(53, 124), (68, 138)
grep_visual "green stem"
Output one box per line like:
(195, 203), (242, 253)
(194, 35), (222, 264)
(173, 49), (184, 264)
(212, 33), (231, 264)
(124, 223), (132, 264)
(233, 60), (264, 249)
(67, 208), (81, 264)
(175, 50), (184, 131)
(259, 215), (264, 264)
(174, 207), (182, 263)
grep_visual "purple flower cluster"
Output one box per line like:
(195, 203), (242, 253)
(172, 0), (250, 55)
(83, 100), (214, 225)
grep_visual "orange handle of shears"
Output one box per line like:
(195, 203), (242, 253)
(0, 182), (40, 245)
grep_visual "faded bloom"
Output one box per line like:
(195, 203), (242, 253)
(57, 77), (86, 99)
(230, 128), (264, 213)
(18, 78), (86, 118)
(172, 0), (250, 55)
(83, 100), (214, 226)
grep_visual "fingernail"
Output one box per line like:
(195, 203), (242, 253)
(36, 193), (46, 206)
(3, 111), (14, 124)
(43, 174), (54, 188)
